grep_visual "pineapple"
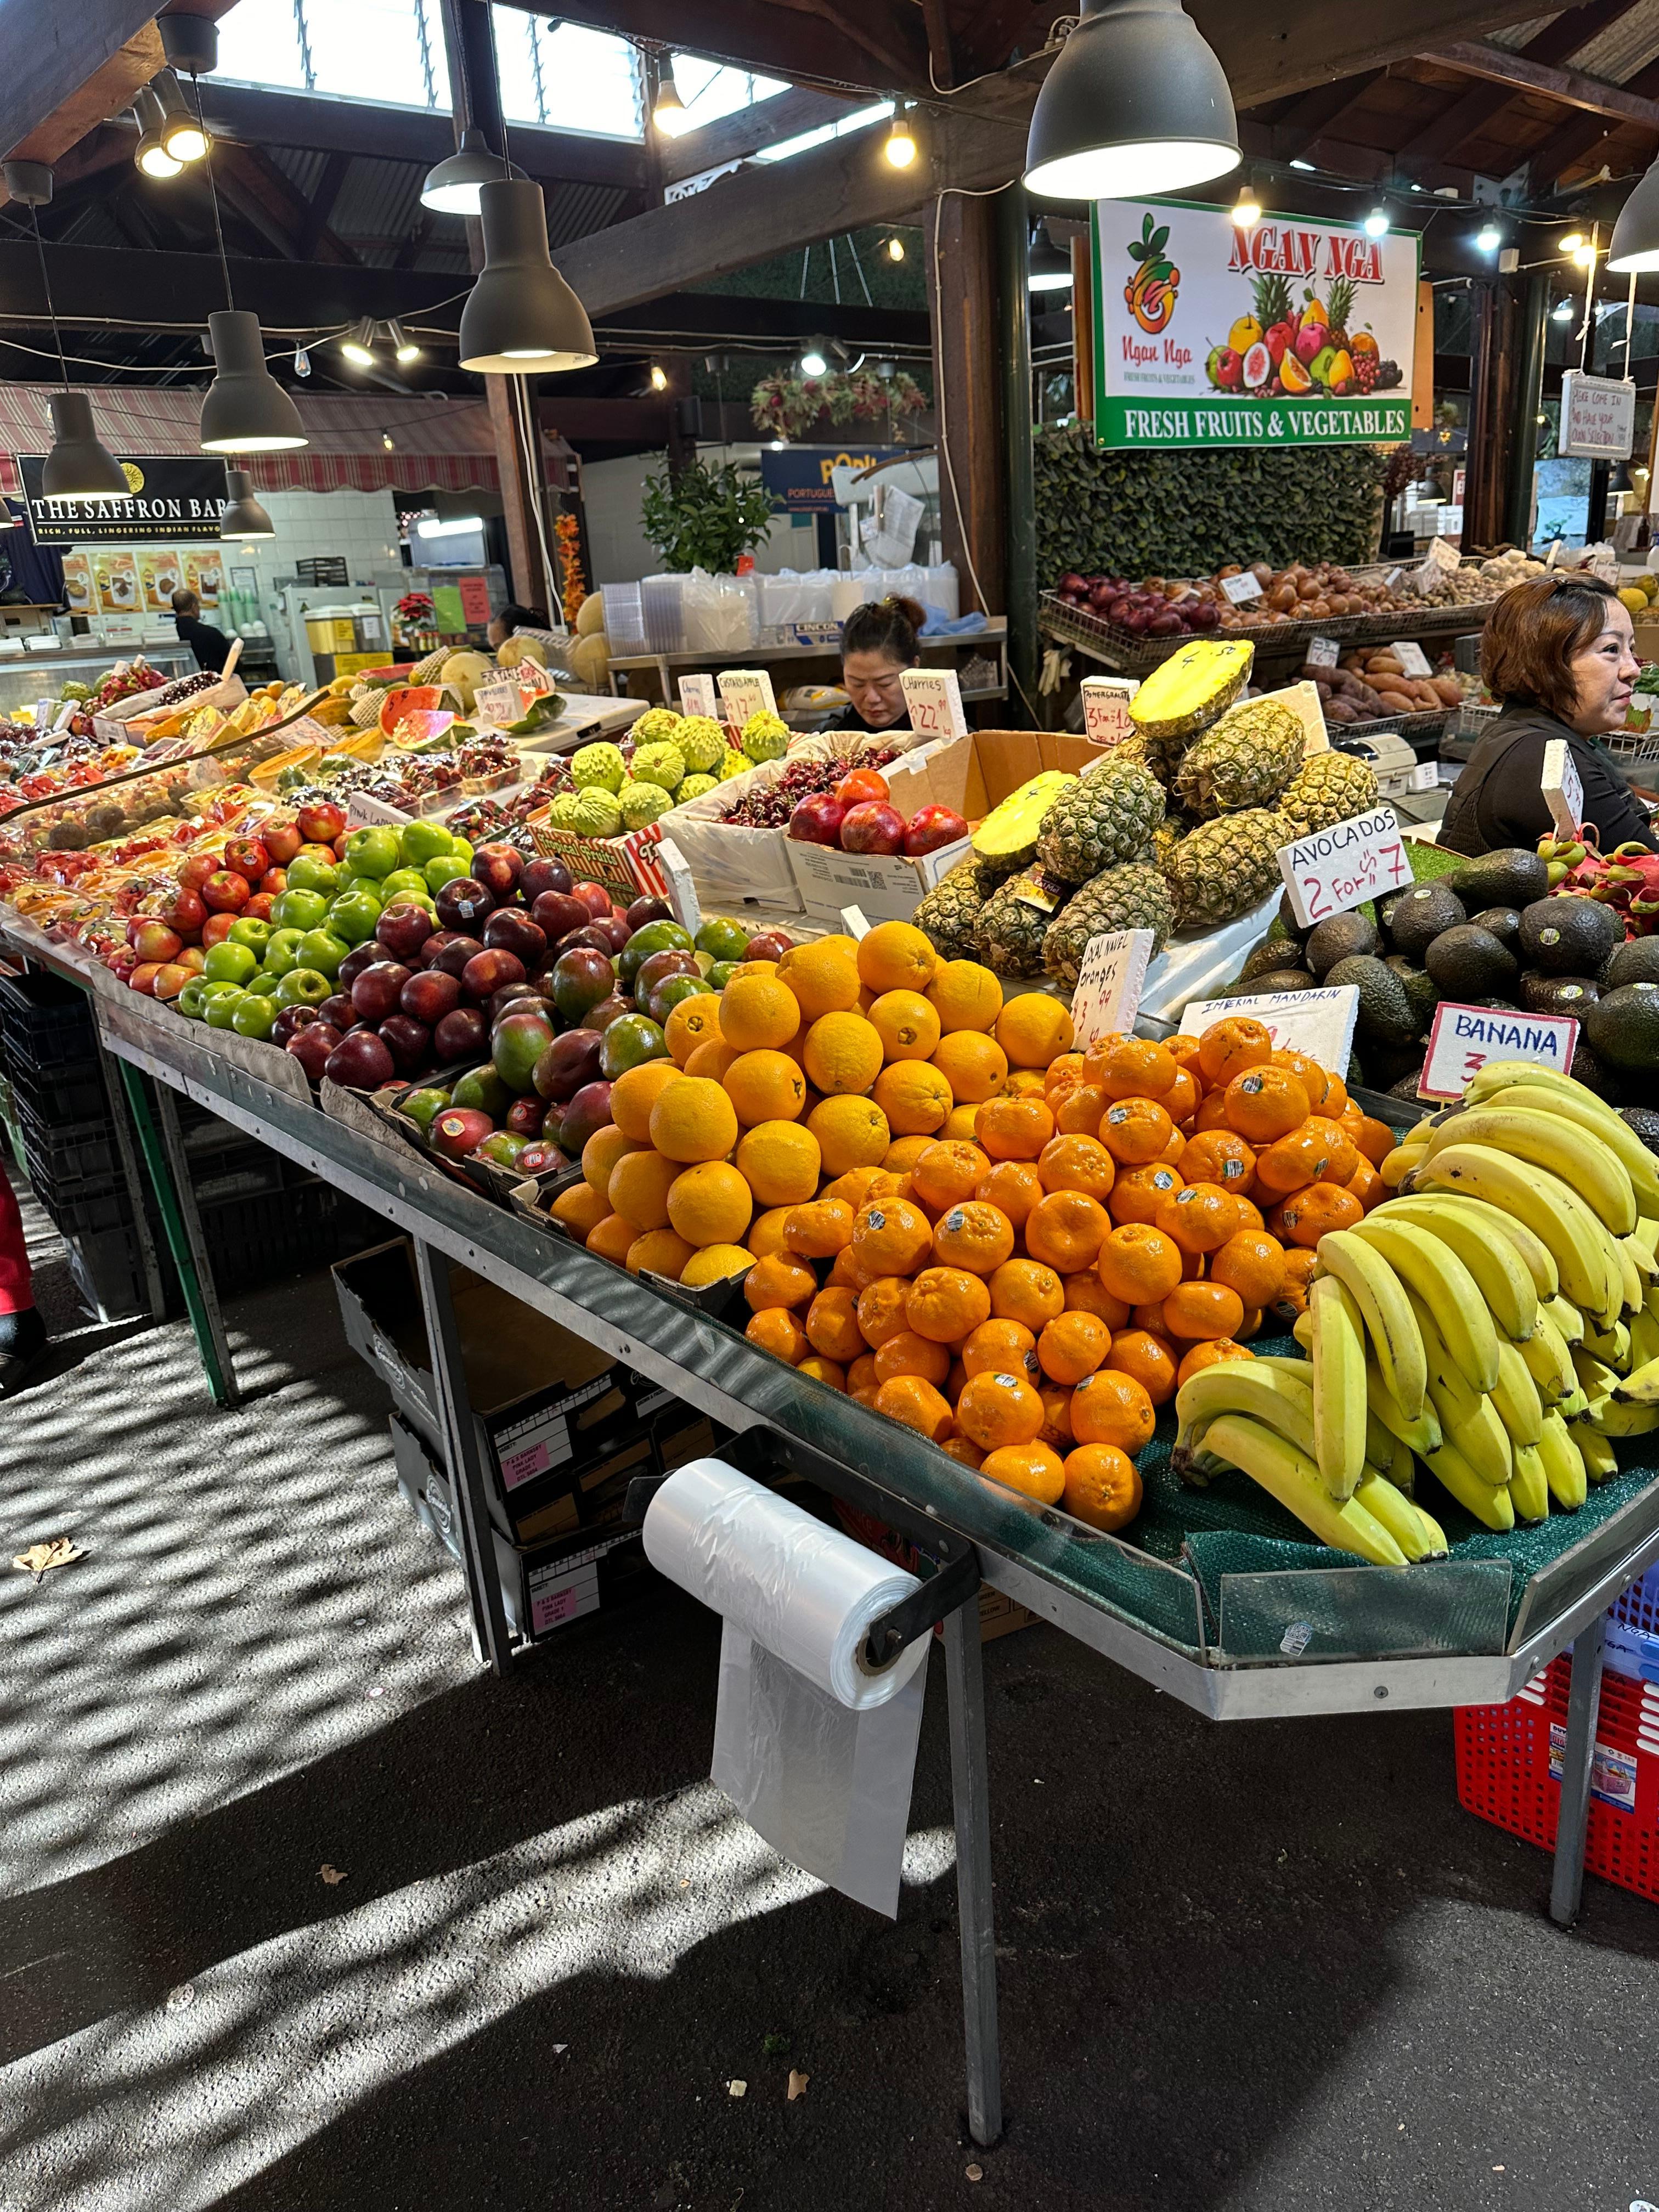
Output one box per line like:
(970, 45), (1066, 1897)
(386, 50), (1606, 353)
(1252, 269), (1293, 335)
(973, 868), (1069, 977)
(1035, 755), (1166, 883)
(971, 770), (1076, 873)
(1042, 864), (1175, 987)
(1278, 751), (1380, 836)
(1325, 275), (1356, 348)
(1128, 639), (1254, 742)
(1173, 698), (1304, 820)
(1111, 726), (1189, 789)
(1160, 810), (1298, 929)
(913, 856), (990, 960)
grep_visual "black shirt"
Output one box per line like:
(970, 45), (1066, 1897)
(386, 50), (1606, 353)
(174, 614), (230, 675)
(1438, 703), (1658, 857)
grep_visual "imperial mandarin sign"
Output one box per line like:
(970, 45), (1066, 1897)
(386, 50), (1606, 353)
(1091, 200), (1419, 450)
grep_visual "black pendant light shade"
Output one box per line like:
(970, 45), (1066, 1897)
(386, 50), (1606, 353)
(458, 180), (597, 374)
(42, 393), (131, 500)
(1024, 0), (1239, 202)
(1609, 160), (1659, 273)
(421, 125), (525, 216)
(220, 467), (274, 537)
(199, 310), (307, 453)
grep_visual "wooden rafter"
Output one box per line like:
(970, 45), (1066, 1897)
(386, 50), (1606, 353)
(1397, 0), (1645, 165)
(1424, 39), (1659, 130)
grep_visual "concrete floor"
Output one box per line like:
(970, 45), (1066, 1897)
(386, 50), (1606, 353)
(2, 1177), (1658, 2212)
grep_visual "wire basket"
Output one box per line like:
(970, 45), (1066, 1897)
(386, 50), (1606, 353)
(1038, 590), (1367, 673)
(1604, 713), (1659, 773)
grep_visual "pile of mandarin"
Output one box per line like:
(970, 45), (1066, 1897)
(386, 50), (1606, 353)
(545, 919), (1397, 1537)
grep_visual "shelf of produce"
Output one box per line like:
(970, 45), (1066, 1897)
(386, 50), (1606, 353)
(606, 624), (1008, 708)
(1040, 592), (1492, 678)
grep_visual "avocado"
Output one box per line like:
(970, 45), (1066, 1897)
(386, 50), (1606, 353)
(1619, 1104), (1659, 1157)
(1448, 847), (1550, 912)
(1239, 936), (1308, 985)
(1230, 968), (1321, 997)
(1386, 1060), (1429, 1099)
(1465, 906), (1521, 950)
(1383, 955), (1437, 1037)
(1276, 891), (1313, 945)
(1324, 953), (1416, 1045)
(1583, 981), (1659, 1072)
(1570, 1041), (1626, 1105)
(1384, 881), (1466, 960)
(1602, 936), (1659, 990)
(1519, 972), (1598, 1016)
(1517, 895), (1621, 976)
(1424, 924), (1520, 1001)
(1306, 911), (1381, 978)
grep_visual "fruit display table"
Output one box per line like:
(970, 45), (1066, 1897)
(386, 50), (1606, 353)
(6, 919), (1658, 2148)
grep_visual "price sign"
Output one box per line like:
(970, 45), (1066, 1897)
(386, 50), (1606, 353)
(1392, 641), (1432, 678)
(1180, 984), (1361, 1076)
(1384, 567), (1404, 590)
(899, 667), (968, 740)
(472, 676), (523, 730)
(1221, 571), (1263, 605)
(654, 838), (701, 934)
(1418, 1002), (1579, 1102)
(679, 672), (719, 718)
(839, 904), (872, 939)
(1269, 676), (1330, 758)
(1305, 635), (1341, 669)
(1277, 805), (1411, 928)
(1542, 737), (1583, 841)
(518, 660), (558, 699)
(1069, 929), (1156, 1050)
(1080, 675), (1138, 747)
(716, 668), (778, 738)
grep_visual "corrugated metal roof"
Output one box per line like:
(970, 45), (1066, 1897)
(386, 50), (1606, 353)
(267, 146), (330, 198)
(1571, 0), (1659, 81)
(329, 156), (429, 245)
(545, 182), (628, 250)
(1486, 14), (1561, 50)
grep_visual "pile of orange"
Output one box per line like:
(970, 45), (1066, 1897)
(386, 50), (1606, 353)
(546, 931), (1395, 1541)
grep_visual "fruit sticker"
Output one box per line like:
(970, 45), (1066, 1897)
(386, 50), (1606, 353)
(1093, 197), (1418, 450)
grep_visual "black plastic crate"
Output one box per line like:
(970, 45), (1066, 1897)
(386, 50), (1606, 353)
(0, 969), (100, 1071)
(15, 1100), (120, 1204)
(7, 1057), (108, 1125)
(196, 1180), (381, 1283)
(64, 1224), (150, 1322)
(48, 1184), (134, 1237)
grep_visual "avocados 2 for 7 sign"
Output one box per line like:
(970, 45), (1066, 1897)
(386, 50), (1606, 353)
(1091, 199), (1419, 450)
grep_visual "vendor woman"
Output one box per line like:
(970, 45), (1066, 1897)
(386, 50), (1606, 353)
(1440, 573), (1657, 856)
(825, 595), (926, 731)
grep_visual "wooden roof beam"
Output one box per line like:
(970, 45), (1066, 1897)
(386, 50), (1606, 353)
(488, 0), (932, 95)
(1525, 58), (1659, 190)
(659, 86), (856, 186)
(1423, 40), (1659, 129)
(1399, 0), (1646, 163)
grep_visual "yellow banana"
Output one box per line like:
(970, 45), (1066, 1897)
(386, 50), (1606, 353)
(1385, 1431), (1417, 1497)
(1413, 1497), (1449, 1553)
(1628, 1304), (1659, 1373)
(1316, 1230), (1427, 1421)
(1578, 1427), (1620, 1481)
(1419, 1105), (1637, 1237)
(1624, 1233), (1658, 1282)
(1491, 1339), (1544, 1448)
(1349, 1215), (1500, 1393)
(1380, 1142), (1429, 1189)
(1580, 1318), (1632, 1371)
(1365, 1407), (1397, 1472)
(1175, 1361), (1317, 1460)
(1509, 1444), (1551, 1521)
(1409, 1144), (1617, 1318)
(1572, 1347), (1622, 1401)
(1293, 1309), (1313, 1353)
(1379, 1192), (1538, 1343)
(1364, 1353), (1442, 1457)
(1408, 1290), (1513, 1486)
(1543, 1294), (1584, 1345)
(1632, 1215), (1659, 1261)
(1519, 1310), (1576, 1403)
(1201, 1415), (1409, 1564)
(1618, 1238), (1644, 1317)
(1354, 1474), (1446, 1560)
(1579, 1395), (1659, 1437)
(1466, 1201), (1559, 1301)
(1537, 1411), (1587, 1508)
(1310, 1273), (1368, 1500)
(1423, 1437), (1516, 1531)
(1449, 1080), (1659, 1218)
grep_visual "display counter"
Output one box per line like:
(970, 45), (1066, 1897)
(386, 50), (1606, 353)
(0, 642), (193, 718)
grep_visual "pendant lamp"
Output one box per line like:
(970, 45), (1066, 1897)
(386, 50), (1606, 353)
(458, 180), (597, 374)
(200, 311), (307, 452)
(1608, 159), (1659, 273)
(219, 467), (274, 538)
(420, 125), (524, 216)
(1024, 0), (1239, 202)
(2, 159), (132, 501)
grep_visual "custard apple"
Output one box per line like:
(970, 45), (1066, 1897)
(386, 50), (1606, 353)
(676, 715), (727, 774)
(631, 707), (684, 747)
(629, 740), (685, 791)
(619, 778), (673, 831)
(545, 790), (585, 831)
(570, 786), (623, 839)
(571, 740), (625, 793)
(718, 748), (752, 781)
(678, 773), (718, 803)
(740, 709), (789, 763)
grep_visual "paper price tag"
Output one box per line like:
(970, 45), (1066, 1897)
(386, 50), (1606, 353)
(1069, 929), (1156, 1050)
(716, 668), (778, 736)
(518, 661), (557, 699)
(1080, 675), (1138, 747)
(654, 837), (702, 934)
(678, 672), (719, 718)
(1221, 571), (1263, 605)
(1277, 805), (1411, 929)
(1542, 737), (1583, 841)
(1384, 567), (1404, 590)
(899, 667), (967, 741)
(1305, 635), (1341, 669)
(1392, 641), (1432, 678)
(839, 904), (871, 939)
(1418, 1002), (1579, 1102)
(1589, 550), (1621, 585)
(1180, 985), (1360, 1075)
(472, 676), (523, 729)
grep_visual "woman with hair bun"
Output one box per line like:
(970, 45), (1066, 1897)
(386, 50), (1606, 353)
(825, 594), (926, 731)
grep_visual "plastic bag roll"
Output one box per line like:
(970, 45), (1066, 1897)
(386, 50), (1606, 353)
(642, 1458), (929, 1709)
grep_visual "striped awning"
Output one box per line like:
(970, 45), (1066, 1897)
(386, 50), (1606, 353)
(0, 386), (528, 495)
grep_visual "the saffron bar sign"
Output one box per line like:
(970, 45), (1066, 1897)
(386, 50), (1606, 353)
(1091, 199), (1420, 449)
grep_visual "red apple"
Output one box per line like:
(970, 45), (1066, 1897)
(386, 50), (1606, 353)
(835, 768), (890, 808)
(462, 948), (525, 1003)
(534, 1027), (605, 1101)
(430, 1106), (495, 1161)
(531, 890), (589, 942)
(433, 1005), (488, 1061)
(902, 804), (969, 857)
(175, 946), (206, 975)
(471, 842), (524, 898)
(483, 908), (547, 966)
(520, 856), (573, 902)
(223, 836), (270, 884)
(244, 894), (277, 923)
(273, 1003), (327, 1047)
(165, 886), (208, 938)
(377, 1013), (432, 1075)
(151, 962), (193, 1001)
(436, 876), (496, 934)
(557, 924), (615, 958)
(352, 961), (413, 1023)
(839, 801), (906, 855)
(570, 880), (613, 919)
(318, 992), (357, 1031)
(200, 913), (236, 948)
(258, 868), (287, 896)
(419, 929), (464, 969)
(789, 793), (846, 846)
(128, 961), (163, 996)
(324, 1030), (395, 1089)
(376, 901), (437, 961)
(296, 799), (347, 844)
(335, 944), (379, 994)
(128, 917), (183, 963)
(295, 841), (339, 868)
(201, 868), (251, 913)
(263, 821), (303, 866)
(177, 853), (219, 894)
(332, 832), (351, 862)
(287, 1023), (343, 1083)
(402, 968), (461, 1025)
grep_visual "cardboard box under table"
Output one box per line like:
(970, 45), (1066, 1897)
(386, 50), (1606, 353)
(785, 729), (1098, 926)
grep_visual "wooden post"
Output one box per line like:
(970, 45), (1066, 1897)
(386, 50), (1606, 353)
(1071, 235), (1095, 424)
(927, 193), (1005, 618)
(1462, 276), (1521, 553)
(1502, 271), (1550, 551)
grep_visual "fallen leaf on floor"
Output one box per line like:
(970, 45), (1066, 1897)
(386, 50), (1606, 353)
(966, 2164), (983, 2183)
(319, 1865), (348, 1886)
(165, 1984), (195, 2013)
(12, 1537), (86, 1579)
(786, 2070), (808, 2103)
(727, 2080), (747, 2099)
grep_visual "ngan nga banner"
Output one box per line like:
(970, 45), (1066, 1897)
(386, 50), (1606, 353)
(1091, 199), (1419, 449)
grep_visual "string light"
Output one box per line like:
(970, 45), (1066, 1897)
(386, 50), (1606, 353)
(1363, 206), (1390, 239)
(799, 346), (828, 377)
(649, 363), (668, 391)
(1559, 231), (1584, 253)
(1475, 223), (1502, 252)
(293, 345), (311, 376)
(885, 116), (916, 168)
(1231, 183), (1261, 229)
(887, 236), (905, 262)
(652, 75), (689, 137)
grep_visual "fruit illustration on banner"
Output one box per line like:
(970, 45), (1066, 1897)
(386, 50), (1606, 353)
(1123, 210), (1179, 333)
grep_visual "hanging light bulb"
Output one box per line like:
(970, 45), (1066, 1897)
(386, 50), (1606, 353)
(1559, 230), (1585, 255)
(456, 179), (597, 374)
(1024, 0), (1238, 200)
(1573, 240), (1597, 269)
(294, 344), (311, 377)
(381, 431), (396, 451)
(1475, 222), (1502, 252)
(1364, 206), (1391, 239)
(133, 90), (183, 179)
(421, 126), (525, 215)
(653, 72), (690, 137)
(1231, 182), (1262, 229)
(219, 467), (274, 538)
(388, 319), (421, 364)
(2, 160), (131, 500)
(886, 236), (905, 262)
(885, 115), (917, 169)
(649, 364), (668, 392)
(340, 319), (377, 366)
(800, 345), (828, 377)
(154, 71), (209, 163)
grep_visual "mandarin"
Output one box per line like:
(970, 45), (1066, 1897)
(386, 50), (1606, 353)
(1096, 1221), (1183, 1304)
(746, 1307), (809, 1363)
(1036, 1383), (1074, 1452)
(1277, 1181), (1364, 1246)
(1178, 1130), (1256, 1190)
(1037, 1132), (1115, 1200)
(931, 1200), (1015, 1277)
(1176, 1338), (1255, 1387)
(987, 1256), (1064, 1329)
(1100, 1096), (1173, 1165)
(1154, 1182), (1241, 1255)
(783, 1198), (855, 1259)
(1054, 1081), (1111, 1136)
(1209, 1229), (1288, 1308)
(1037, 1310), (1110, 1385)
(1024, 1189), (1111, 1273)
(1107, 1160), (1183, 1226)
(856, 1276), (914, 1348)
(906, 1266), (991, 1344)
(960, 1317), (1039, 1381)
(874, 1373), (955, 1441)
(1269, 1047), (1330, 1113)
(1197, 1015), (1273, 1089)
(940, 1434), (985, 1469)
(975, 1158), (1043, 1227)
(1092, 1035), (1177, 1102)
(1103, 1326), (1178, 1405)
(850, 1195), (934, 1276)
(744, 1252), (817, 1311)
(976, 1093), (1054, 1161)
(1161, 1280), (1245, 1342)
(882, 1133), (934, 1175)
(747, 1204), (794, 1259)
(912, 1139), (991, 1211)
(872, 1328), (951, 1387)
(955, 1368), (1046, 1450)
(796, 1355), (847, 1391)
(1223, 1065), (1310, 1143)
(1061, 1444), (1142, 1532)
(1069, 1367), (1155, 1452)
(805, 1285), (866, 1364)
(980, 1441), (1065, 1504)
(1063, 1274), (1131, 1328)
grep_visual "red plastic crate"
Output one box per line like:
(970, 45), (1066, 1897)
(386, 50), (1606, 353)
(1454, 1650), (1659, 1906)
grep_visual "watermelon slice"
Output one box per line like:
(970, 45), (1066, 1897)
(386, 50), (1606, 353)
(380, 685), (449, 738)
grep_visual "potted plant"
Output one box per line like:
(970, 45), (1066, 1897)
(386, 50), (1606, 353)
(640, 458), (777, 574)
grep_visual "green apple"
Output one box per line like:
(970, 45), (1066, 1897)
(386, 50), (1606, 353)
(378, 868), (431, 905)
(449, 837), (473, 867)
(296, 929), (348, 978)
(286, 855), (340, 897)
(176, 978), (213, 1020)
(262, 927), (307, 977)
(204, 986), (246, 1030)
(275, 966), (332, 1008)
(342, 825), (400, 880)
(230, 994), (279, 1040)
(202, 939), (258, 985)
(424, 853), (471, 894)
(399, 819), (454, 866)
(326, 889), (382, 946)
(245, 972), (284, 997)
(227, 916), (272, 955)
(270, 887), (328, 934)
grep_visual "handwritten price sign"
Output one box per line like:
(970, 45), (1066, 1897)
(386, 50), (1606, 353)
(1069, 929), (1156, 1049)
(1080, 675), (1138, 748)
(678, 672), (719, 718)
(1542, 737), (1583, 842)
(899, 667), (968, 740)
(1277, 805), (1410, 929)
(716, 668), (778, 738)
(1180, 984), (1361, 1075)
(1417, 1002), (1580, 1102)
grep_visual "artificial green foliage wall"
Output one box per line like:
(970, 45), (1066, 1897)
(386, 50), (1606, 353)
(1034, 422), (1395, 582)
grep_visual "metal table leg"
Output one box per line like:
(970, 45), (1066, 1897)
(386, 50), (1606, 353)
(1549, 1610), (1607, 1928)
(115, 1064), (239, 1407)
(943, 1603), (1003, 2147)
(412, 1237), (514, 1676)
(97, 1036), (167, 1323)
